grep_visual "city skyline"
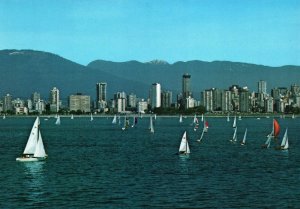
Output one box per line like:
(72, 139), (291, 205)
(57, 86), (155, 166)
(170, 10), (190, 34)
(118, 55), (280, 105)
(0, 1), (299, 66)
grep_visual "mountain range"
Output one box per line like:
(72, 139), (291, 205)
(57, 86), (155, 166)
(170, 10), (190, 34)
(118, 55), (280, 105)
(1, 49), (300, 101)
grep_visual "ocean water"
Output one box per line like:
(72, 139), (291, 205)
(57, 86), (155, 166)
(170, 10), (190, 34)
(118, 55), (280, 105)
(0, 116), (300, 208)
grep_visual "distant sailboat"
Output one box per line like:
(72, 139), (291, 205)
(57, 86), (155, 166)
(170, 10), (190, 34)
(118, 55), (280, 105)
(112, 115), (117, 124)
(292, 114), (295, 119)
(227, 113), (230, 122)
(276, 128), (289, 150)
(154, 114), (157, 120)
(233, 116), (237, 128)
(238, 115), (242, 120)
(201, 114), (204, 122)
(193, 114), (197, 123)
(90, 113), (93, 121)
(179, 131), (190, 155)
(193, 117), (199, 131)
(71, 114), (74, 120)
(131, 116), (138, 127)
(179, 115), (183, 123)
(3, 114), (5, 119)
(230, 127), (237, 142)
(122, 116), (130, 130)
(149, 116), (154, 133)
(16, 117), (47, 162)
(240, 128), (247, 145)
(262, 119), (280, 148)
(197, 120), (208, 143)
(55, 115), (61, 125)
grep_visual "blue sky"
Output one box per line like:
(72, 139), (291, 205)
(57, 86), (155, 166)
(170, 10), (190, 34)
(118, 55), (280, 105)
(0, 0), (299, 66)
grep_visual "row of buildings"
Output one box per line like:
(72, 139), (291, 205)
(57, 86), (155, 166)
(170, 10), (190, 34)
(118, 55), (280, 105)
(1, 76), (300, 114)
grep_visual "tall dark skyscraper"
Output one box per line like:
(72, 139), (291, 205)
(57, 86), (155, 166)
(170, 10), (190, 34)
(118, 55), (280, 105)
(96, 82), (107, 109)
(182, 73), (191, 99)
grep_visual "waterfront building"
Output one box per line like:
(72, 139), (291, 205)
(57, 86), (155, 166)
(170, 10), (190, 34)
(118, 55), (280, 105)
(137, 99), (148, 113)
(35, 99), (45, 114)
(222, 90), (232, 112)
(229, 85), (240, 111)
(3, 94), (13, 112)
(258, 80), (267, 95)
(212, 88), (222, 111)
(202, 89), (213, 112)
(161, 90), (172, 108)
(127, 93), (137, 108)
(239, 89), (250, 112)
(96, 82), (107, 110)
(150, 83), (161, 109)
(182, 73), (192, 109)
(114, 92), (126, 113)
(291, 84), (300, 96)
(264, 96), (274, 113)
(69, 93), (91, 113)
(49, 87), (60, 112)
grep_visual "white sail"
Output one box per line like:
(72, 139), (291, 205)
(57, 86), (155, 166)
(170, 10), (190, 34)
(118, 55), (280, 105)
(264, 136), (272, 148)
(233, 116), (237, 128)
(179, 131), (190, 154)
(55, 115), (61, 125)
(71, 114), (74, 119)
(154, 114), (157, 120)
(227, 113), (230, 122)
(193, 114), (197, 123)
(280, 129), (288, 149)
(179, 115), (183, 123)
(3, 115), (5, 119)
(23, 117), (40, 154)
(90, 113), (93, 121)
(150, 116), (154, 133)
(241, 128), (247, 145)
(232, 127), (237, 142)
(238, 115), (242, 120)
(33, 131), (47, 158)
(112, 115), (117, 124)
(197, 129), (205, 142)
(201, 114), (204, 122)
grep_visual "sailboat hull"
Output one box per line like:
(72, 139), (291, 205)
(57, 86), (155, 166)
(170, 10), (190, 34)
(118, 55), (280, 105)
(16, 156), (47, 162)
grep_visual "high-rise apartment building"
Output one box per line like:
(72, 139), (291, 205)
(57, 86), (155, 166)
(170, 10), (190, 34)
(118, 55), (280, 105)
(258, 80), (267, 94)
(69, 93), (91, 113)
(49, 87), (60, 112)
(127, 93), (137, 108)
(150, 83), (161, 109)
(239, 89), (250, 112)
(161, 90), (172, 108)
(96, 82), (107, 110)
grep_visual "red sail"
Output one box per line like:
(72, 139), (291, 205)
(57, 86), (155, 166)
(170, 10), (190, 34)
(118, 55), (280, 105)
(205, 121), (209, 128)
(273, 119), (280, 137)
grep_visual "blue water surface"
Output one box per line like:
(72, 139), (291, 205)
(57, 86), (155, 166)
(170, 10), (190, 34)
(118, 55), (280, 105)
(0, 116), (299, 208)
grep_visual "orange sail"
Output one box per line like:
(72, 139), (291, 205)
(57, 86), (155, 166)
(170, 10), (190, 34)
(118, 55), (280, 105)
(273, 119), (280, 137)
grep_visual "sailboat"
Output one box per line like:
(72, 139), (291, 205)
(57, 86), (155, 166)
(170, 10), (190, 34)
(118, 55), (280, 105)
(149, 116), (154, 133)
(179, 131), (190, 155)
(197, 121), (208, 142)
(112, 115), (117, 124)
(16, 117), (47, 162)
(90, 113), (93, 121)
(71, 114), (74, 120)
(203, 121), (209, 133)
(238, 115), (242, 120)
(193, 117), (199, 131)
(3, 114), (5, 119)
(262, 119), (280, 148)
(233, 116), (237, 128)
(201, 114), (204, 122)
(240, 128), (247, 145)
(227, 113), (230, 122)
(55, 115), (61, 125)
(230, 127), (237, 142)
(292, 114), (295, 119)
(122, 116), (130, 130)
(193, 114), (197, 124)
(179, 115), (183, 123)
(276, 128), (289, 150)
(154, 114), (157, 120)
(131, 116), (138, 127)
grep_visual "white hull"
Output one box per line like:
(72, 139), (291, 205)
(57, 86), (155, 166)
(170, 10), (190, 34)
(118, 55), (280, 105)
(16, 157), (46, 162)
